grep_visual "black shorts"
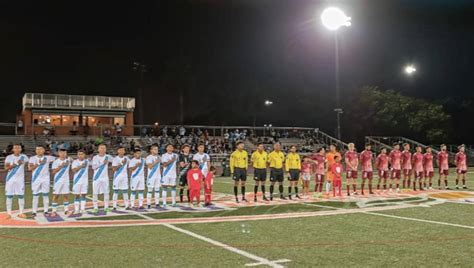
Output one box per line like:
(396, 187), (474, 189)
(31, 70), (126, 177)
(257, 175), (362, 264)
(270, 168), (284, 182)
(232, 168), (247, 181)
(178, 175), (187, 187)
(253, 168), (267, 181)
(288, 169), (300, 181)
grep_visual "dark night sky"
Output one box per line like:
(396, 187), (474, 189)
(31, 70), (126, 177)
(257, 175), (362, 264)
(1, 0), (474, 137)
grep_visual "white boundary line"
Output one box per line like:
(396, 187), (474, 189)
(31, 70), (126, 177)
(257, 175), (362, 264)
(162, 223), (290, 267)
(363, 212), (474, 230)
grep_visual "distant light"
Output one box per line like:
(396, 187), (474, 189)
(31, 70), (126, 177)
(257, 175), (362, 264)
(154, 122), (159, 126)
(321, 7), (351, 31)
(405, 65), (417, 75)
(264, 100), (273, 106)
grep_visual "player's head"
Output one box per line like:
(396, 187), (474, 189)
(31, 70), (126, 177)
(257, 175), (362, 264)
(98, 144), (107, 155)
(381, 147), (387, 154)
(416, 146), (422, 152)
(365, 144), (371, 151)
(191, 160), (199, 169)
(348, 143), (355, 151)
(150, 144), (158, 155)
(236, 141), (244, 150)
(290, 145), (297, 153)
(273, 142), (281, 151)
(77, 149), (86, 160)
(458, 144), (465, 152)
(209, 166), (216, 174)
(393, 143), (400, 150)
(257, 143), (264, 151)
(329, 144), (337, 152)
(198, 144), (205, 153)
(58, 148), (67, 158)
(12, 143), (22, 155)
(181, 144), (190, 154)
(117, 146), (125, 156)
(303, 156), (310, 162)
(403, 143), (410, 150)
(334, 155), (340, 163)
(426, 146), (432, 153)
(35, 145), (45, 156)
(133, 148), (142, 158)
(440, 144), (447, 151)
(317, 147), (325, 154)
(166, 144), (174, 153)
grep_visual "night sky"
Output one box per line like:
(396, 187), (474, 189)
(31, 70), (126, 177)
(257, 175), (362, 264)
(1, 0), (473, 139)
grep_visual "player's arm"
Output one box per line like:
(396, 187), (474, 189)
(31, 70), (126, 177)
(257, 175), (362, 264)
(4, 158), (17, 171)
(187, 171), (192, 185)
(229, 153), (235, 174)
(128, 160), (140, 172)
(28, 159), (39, 171)
(245, 152), (248, 170)
(52, 162), (64, 175)
(162, 155), (176, 167)
(147, 157), (159, 169)
(91, 157), (101, 170)
(71, 161), (82, 173)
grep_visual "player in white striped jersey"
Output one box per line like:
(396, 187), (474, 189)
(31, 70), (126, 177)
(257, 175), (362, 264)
(161, 144), (179, 207)
(28, 145), (55, 217)
(146, 144), (161, 209)
(193, 144), (211, 177)
(4, 144), (28, 219)
(71, 150), (89, 214)
(129, 148), (146, 209)
(51, 149), (72, 216)
(91, 144), (112, 214)
(112, 146), (130, 210)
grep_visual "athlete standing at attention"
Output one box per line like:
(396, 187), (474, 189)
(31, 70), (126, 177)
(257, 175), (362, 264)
(112, 146), (130, 210)
(412, 146), (424, 191)
(268, 143), (286, 200)
(251, 143), (269, 202)
(193, 144), (211, 178)
(230, 141), (249, 202)
(178, 144), (193, 203)
(344, 143), (359, 196)
(71, 149), (89, 214)
(146, 145), (161, 208)
(401, 143), (413, 189)
(423, 147), (435, 190)
(360, 144), (374, 195)
(4, 144), (28, 219)
(437, 144), (450, 190)
(161, 144), (179, 207)
(129, 148), (146, 209)
(91, 144), (112, 213)
(285, 145), (301, 199)
(375, 148), (389, 192)
(51, 149), (71, 216)
(455, 144), (468, 189)
(28, 145), (55, 217)
(312, 148), (326, 195)
(326, 144), (341, 195)
(389, 143), (402, 193)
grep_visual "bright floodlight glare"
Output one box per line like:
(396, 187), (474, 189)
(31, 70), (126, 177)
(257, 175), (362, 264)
(264, 100), (273, 106)
(321, 7), (351, 31)
(405, 65), (417, 75)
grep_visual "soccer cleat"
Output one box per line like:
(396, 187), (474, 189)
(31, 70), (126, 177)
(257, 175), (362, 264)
(31, 213), (37, 218)
(396, 188), (400, 193)
(235, 198), (240, 203)
(17, 213), (27, 219)
(455, 186), (459, 190)
(147, 205), (151, 209)
(288, 195), (292, 200)
(138, 206), (145, 210)
(347, 193), (350, 196)
(91, 209), (99, 214)
(263, 196), (269, 201)
(44, 212), (50, 217)
(270, 195), (273, 201)
(172, 203), (179, 207)
(280, 195), (287, 200)
(242, 198), (248, 203)
(463, 186), (468, 189)
(5, 214), (12, 220)
(112, 207), (117, 211)
(254, 197), (257, 202)
(155, 204), (161, 208)
(296, 195), (302, 199)
(445, 187), (451, 190)
(125, 207), (133, 210)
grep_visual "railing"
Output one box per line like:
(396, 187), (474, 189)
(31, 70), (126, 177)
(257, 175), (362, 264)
(22, 93), (135, 111)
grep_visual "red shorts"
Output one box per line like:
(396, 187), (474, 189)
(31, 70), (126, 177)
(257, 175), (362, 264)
(457, 169), (467, 174)
(189, 188), (201, 202)
(378, 170), (389, 179)
(333, 179), (342, 187)
(403, 169), (412, 176)
(391, 169), (401, 179)
(346, 170), (358, 179)
(439, 169), (449, 176)
(424, 171), (434, 178)
(414, 171), (424, 179)
(315, 174), (325, 183)
(362, 171), (373, 179)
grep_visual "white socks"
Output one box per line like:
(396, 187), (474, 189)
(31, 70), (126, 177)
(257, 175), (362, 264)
(33, 195), (39, 213)
(138, 192), (144, 207)
(80, 198), (86, 211)
(93, 194), (98, 210)
(6, 197), (12, 215)
(43, 194), (49, 213)
(123, 192), (129, 208)
(171, 188), (176, 204)
(113, 192), (118, 208)
(155, 190), (160, 205)
(130, 193), (136, 208)
(162, 188), (168, 206)
(325, 182), (331, 193)
(18, 197), (24, 214)
(147, 191), (152, 206)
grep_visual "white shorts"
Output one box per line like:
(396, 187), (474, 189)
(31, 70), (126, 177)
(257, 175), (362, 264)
(302, 173), (312, 181)
(130, 177), (145, 191)
(147, 177), (161, 190)
(5, 180), (25, 196)
(113, 177), (129, 190)
(32, 179), (50, 194)
(53, 181), (70, 195)
(160, 176), (176, 187)
(93, 179), (110, 195)
(73, 183), (88, 195)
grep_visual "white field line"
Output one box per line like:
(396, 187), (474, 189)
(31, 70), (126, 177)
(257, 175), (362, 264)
(363, 212), (474, 230)
(162, 223), (290, 268)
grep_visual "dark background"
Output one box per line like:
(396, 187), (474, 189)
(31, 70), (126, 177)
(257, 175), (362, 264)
(1, 0), (473, 142)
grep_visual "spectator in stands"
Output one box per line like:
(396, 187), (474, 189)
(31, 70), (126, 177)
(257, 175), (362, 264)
(179, 125), (186, 137)
(115, 123), (122, 136)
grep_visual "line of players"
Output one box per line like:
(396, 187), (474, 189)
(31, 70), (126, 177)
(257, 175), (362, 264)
(229, 142), (468, 202)
(3, 143), (214, 219)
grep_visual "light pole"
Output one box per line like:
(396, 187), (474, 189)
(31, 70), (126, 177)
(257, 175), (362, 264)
(321, 7), (351, 140)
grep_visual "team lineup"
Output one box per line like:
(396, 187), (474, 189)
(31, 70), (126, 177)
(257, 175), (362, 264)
(3, 140), (469, 219)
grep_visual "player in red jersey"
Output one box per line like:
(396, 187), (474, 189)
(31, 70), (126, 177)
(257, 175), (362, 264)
(300, 156), (313, 197)
(455, 144), (468, 189)
(401, 143), (413, 189)
(311, 148), (326, 195)
(437, 144), (450, 190)
(360, 144), (374, 195)
(412, 146), (424, 191)
(331, 155), (343, 197)
(388, 143), (402, 192)
(375, 148), (389, 191)
(187, 160), (203, 207)
(204, 166), (216, 206)
(423, 147), (435, 190)
(344, 143), (359, 196)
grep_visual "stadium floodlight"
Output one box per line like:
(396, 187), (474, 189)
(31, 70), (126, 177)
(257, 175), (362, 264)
(264, 100), (273, 106)
(405, 65), (417, 75)
(321, 7), (351, 31)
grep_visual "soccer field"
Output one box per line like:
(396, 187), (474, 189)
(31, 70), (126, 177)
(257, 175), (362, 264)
(1, 173), (474, 267)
